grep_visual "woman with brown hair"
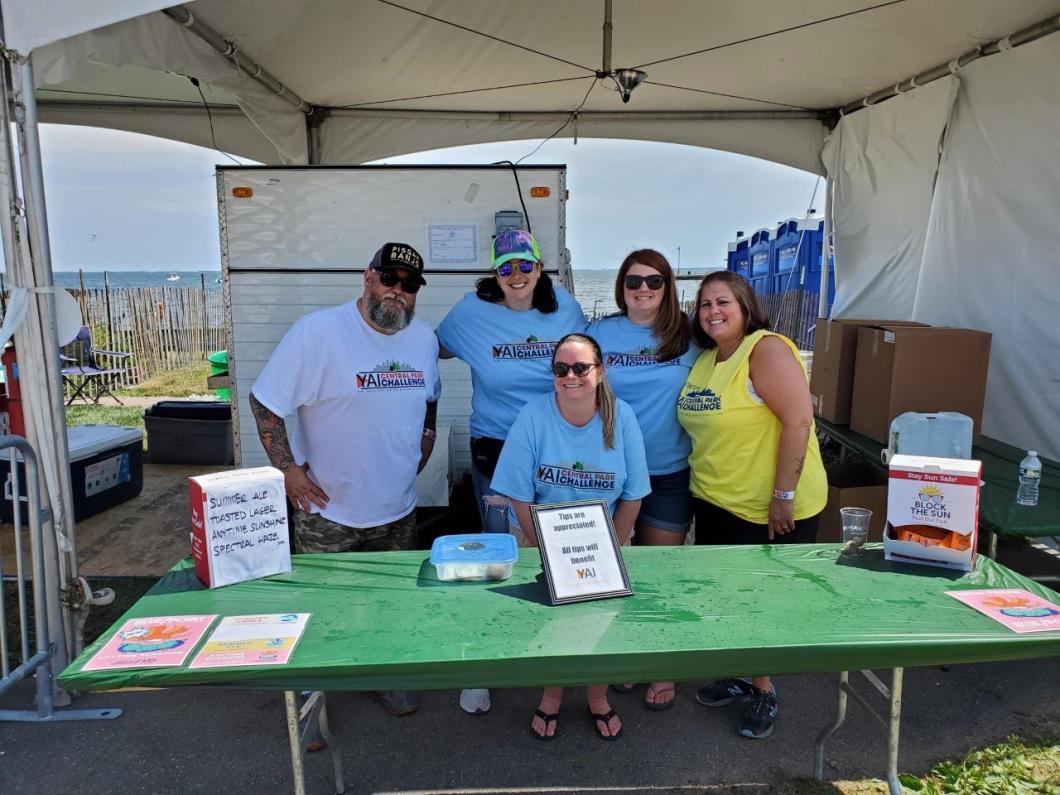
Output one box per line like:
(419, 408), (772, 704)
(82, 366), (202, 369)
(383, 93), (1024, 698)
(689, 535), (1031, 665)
(586, 249), (697, 711)
(491, 333), (650, 741)
(677, 270), (827, 739)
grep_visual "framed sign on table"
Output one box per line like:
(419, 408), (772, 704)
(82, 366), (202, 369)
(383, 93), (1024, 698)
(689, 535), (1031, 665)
(530, 499), (633, 605)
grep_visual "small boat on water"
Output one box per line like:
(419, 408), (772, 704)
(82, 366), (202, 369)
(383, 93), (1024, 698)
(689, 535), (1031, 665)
(166, 272), (180, 282)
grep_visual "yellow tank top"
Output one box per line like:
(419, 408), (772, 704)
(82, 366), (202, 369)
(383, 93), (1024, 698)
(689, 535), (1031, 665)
(676, 330), (827, 524)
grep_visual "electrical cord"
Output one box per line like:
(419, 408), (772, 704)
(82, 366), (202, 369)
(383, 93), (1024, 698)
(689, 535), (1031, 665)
(189, 76), (242, 165)
(514, 77), (597, 165)
(489, 161), (533, 235)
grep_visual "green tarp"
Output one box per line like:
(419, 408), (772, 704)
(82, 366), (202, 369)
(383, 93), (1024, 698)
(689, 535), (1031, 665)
(60, 546), (1060, 693)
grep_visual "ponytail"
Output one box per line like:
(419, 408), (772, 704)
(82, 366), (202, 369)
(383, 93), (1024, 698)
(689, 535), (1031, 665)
(597, 379), (617, 450)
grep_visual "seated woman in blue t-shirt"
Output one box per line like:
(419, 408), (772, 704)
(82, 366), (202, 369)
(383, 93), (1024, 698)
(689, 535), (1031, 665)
(492, 333), (651, 741)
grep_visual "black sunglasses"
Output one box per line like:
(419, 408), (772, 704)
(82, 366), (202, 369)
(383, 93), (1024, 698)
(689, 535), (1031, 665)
(624, 274), (666, 290)
(551, 361), (598, 377)
(375, 269), (422, 294)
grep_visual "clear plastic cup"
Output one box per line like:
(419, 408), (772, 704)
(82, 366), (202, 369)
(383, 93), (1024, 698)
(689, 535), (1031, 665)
(840, 507), (872, 557)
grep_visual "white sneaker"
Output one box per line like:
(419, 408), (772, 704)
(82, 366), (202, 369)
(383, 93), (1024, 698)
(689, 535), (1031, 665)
(459, 688), (491, 715)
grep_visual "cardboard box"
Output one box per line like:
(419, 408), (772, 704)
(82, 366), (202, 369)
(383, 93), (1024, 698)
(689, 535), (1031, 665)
(809, 319), (927, 423)
(849, 326), (991, 444)
(884, 454), (982, 572)
(818, 462), (888, 543)
(189, 467), (292, 588)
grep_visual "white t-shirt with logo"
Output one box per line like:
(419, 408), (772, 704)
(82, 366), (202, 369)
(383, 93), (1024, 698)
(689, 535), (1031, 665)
(252, 301), (441, 528)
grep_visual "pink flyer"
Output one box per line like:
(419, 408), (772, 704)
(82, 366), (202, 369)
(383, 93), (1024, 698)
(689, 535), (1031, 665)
(189, 613), (311, 669)
(82, 614), (218, 670)
(946, 589), (1060, 634)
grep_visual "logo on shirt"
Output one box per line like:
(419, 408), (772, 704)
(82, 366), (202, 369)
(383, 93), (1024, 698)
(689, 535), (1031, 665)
(606, 349), (682, 367)
(536, 462), (617, 491)
(492, 336), (558, 360)
(677, 386), (721, 412)
(356, 359), (426, 391)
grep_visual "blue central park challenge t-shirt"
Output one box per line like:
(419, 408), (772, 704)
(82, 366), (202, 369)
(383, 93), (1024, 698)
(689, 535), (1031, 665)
(587, 315), (698, 475)
(436, 286), (586, 439)
(491, 393), (651, 529)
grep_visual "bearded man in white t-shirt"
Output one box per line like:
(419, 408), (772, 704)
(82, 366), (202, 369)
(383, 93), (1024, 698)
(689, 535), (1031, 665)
(249, 242), (440, 720)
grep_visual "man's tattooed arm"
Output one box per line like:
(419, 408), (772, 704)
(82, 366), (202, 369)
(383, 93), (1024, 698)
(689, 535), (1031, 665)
(249, 392), (295, 471)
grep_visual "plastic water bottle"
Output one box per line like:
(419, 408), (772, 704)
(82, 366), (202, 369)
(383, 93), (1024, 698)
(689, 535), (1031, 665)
(1016, 451), (1041, 507)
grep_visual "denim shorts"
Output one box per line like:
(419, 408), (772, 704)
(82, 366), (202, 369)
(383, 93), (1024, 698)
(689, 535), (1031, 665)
(638, 468), (693, 533)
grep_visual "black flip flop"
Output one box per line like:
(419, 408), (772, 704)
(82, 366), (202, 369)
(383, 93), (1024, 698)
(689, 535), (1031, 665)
(609, 683), (635, 694)
(588, 707), (624, 740)
(644, 684), (676, 712)
(530, 708), (559, 741)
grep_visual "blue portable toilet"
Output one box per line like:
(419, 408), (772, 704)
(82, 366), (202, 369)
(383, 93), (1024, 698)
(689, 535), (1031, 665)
(748, 228), (772, 296)
(727, 232), (749, 278)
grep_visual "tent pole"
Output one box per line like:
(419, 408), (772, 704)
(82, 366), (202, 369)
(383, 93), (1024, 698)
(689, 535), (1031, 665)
(162, 5), (311, 114)
(840, 12), (1060, 114)
(8, 55), (81, 697)
(818, 177), (831, 319)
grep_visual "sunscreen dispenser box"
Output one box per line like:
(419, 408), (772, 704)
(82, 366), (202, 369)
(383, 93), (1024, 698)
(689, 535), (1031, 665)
(884, 454), (982, 572)
(189, 467), (291, 588)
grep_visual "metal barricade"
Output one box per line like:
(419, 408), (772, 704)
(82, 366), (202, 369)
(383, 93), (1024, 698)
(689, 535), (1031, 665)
(0, 435), (119, 722)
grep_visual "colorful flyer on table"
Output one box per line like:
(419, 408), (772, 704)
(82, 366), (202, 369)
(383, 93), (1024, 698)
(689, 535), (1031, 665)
(946, 589), (1060, 634)
(82, 614), (217, 671)
(189, 613), (311, 668)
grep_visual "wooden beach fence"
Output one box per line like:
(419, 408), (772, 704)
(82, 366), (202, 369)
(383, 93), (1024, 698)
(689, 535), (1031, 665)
(69, 278), (225, 388)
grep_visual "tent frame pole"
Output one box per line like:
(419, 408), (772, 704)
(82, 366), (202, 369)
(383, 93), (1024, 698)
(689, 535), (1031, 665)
(818, 176), (832, 319)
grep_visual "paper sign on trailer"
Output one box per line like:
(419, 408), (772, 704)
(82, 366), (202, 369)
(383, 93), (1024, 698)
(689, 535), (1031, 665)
(189, 467), (291, 588)
(884, 454), (982, 572)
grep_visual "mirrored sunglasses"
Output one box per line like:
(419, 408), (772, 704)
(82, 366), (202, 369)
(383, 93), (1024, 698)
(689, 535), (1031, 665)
(624, 274), (666, 290)
(551, 361), (598, 377)
(376, 269), (422, 294)
(496, 260), (536, 278)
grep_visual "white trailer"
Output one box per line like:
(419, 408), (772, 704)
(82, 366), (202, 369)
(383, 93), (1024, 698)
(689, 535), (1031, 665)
(217, 165), (572, 504)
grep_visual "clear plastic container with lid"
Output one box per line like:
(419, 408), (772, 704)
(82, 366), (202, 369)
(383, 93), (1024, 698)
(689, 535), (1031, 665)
(429, 533), (519, 582)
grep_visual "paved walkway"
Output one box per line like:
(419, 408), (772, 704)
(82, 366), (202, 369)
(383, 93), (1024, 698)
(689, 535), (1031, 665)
(3, 658), (1058, 794)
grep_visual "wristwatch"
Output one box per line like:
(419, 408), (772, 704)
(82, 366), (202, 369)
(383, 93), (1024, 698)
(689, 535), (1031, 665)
(773, 488), (796, 501)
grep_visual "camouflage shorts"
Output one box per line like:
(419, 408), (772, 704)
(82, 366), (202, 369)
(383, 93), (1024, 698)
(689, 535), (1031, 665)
(292, 509), (417, 553)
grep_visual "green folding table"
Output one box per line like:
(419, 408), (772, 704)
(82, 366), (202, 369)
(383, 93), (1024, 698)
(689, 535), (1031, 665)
(61, 546), (1060, 795)
(815, 417), (1060, 565)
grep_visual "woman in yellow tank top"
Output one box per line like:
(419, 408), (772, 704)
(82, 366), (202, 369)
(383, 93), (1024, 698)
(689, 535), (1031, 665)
(676, 271), (827, 740)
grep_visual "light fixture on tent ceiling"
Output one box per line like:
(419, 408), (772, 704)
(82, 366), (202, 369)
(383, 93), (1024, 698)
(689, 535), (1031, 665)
(612, 69), (647, 103)
(595, 0), (648, 104)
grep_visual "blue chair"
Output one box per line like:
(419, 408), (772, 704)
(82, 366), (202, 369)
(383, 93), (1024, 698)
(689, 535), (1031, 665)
(60, 326), (132, 406)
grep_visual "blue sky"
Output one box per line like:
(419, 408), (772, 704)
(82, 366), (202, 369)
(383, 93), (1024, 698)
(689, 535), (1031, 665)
(38, 124), (820, 272)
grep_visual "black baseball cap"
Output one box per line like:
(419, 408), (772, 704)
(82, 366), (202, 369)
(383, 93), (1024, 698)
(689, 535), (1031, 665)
(369, 243), (426, 285)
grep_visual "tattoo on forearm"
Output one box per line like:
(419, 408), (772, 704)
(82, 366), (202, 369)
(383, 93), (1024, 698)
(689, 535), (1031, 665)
(249, 393), (295, 471)
(423, 400), (438, 433)
(795, 455), (805, 477)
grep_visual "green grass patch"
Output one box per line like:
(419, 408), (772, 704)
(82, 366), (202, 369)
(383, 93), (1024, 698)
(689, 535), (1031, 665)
(117, 361), (212, 398)
(66, 404), (146, 448)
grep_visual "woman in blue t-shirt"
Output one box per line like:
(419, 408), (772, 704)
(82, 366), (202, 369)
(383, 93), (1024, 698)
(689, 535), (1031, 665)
(587, 248), (696, 711)
(436, 230), (586, 715)
(492, 333), (651, 741)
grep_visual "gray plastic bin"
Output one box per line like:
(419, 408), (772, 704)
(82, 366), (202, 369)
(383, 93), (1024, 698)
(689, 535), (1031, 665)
(144, 401), (234, 465)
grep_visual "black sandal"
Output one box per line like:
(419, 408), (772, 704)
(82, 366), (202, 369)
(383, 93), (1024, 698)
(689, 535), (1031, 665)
(588, 707), (623, 740)
(609, 683), (635, 694)
(530, 708), (559, 741)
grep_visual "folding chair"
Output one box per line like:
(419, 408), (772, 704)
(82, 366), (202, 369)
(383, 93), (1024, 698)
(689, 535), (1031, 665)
(60, 326), (132, 406)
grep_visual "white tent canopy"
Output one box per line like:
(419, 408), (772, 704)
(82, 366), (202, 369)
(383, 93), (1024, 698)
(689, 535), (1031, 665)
(3, 2), (1059, 453)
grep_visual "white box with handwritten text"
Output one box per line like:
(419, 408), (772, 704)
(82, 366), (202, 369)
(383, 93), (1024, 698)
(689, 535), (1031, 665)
(189, 467), (291, 588)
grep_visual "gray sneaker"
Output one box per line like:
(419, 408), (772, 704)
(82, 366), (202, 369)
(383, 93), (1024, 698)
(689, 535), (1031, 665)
(374, 689), (419, 716)
(696, 678), (755, 707)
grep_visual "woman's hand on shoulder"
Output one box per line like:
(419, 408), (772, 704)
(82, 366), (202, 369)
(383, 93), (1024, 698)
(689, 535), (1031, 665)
(748, 336), (813, 428)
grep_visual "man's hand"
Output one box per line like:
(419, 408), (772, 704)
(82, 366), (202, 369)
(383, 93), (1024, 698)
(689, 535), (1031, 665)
(284, 463), (330, 513)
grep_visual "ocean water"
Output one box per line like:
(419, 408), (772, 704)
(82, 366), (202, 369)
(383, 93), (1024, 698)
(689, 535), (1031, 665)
(44, 268), (712, 317)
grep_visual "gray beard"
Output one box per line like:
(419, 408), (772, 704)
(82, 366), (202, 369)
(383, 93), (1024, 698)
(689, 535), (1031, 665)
(367, 292), (414, 331)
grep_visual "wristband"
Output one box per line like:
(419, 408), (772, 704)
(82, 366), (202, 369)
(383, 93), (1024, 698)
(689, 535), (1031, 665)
(421, 428), (437, 440)
(773, 488), (795, 501)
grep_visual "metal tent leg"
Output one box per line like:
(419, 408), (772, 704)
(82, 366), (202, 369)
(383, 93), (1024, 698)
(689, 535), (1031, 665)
(285, 690), (346, 795)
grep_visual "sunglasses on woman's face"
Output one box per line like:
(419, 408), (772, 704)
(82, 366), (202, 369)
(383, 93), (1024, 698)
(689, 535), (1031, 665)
(624, 274), (666, 290)
(496, 260), (536, 278)
(551, 361), (597, 377)
(376, 269), (422, 294)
